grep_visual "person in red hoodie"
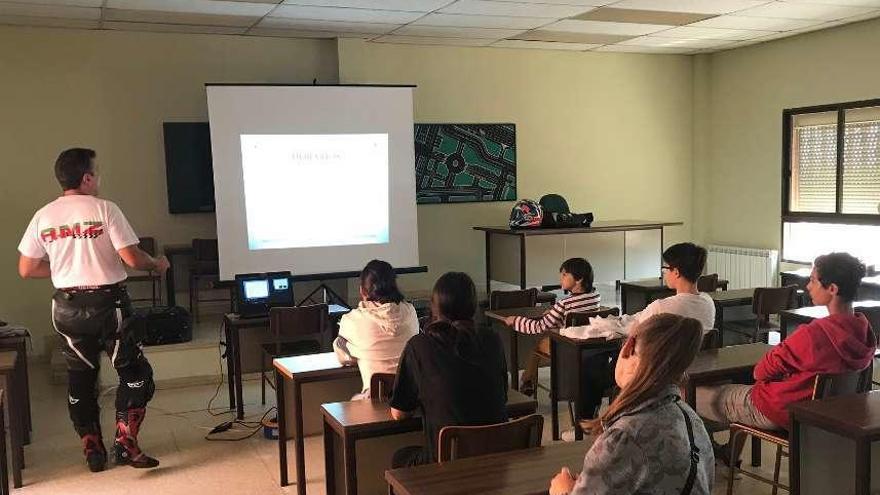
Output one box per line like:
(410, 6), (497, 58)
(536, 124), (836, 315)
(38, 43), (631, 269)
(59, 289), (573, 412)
(696, 252), (875, 462)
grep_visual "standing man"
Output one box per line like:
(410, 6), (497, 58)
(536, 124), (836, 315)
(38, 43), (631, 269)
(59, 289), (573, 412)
(18, 148), (169, 472)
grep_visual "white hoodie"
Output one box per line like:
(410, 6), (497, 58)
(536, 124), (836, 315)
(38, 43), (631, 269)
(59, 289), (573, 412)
(333, 300), (419, 396)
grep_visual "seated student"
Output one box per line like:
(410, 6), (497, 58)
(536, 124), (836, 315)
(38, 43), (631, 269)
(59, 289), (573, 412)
(549, 313), (714, 495)
(502, 257), (601, 395)
(621, 242), (715, 334)
(389, 272), (508, 467)
(696, 252), (875, 461)
(333, 260), (419, 399)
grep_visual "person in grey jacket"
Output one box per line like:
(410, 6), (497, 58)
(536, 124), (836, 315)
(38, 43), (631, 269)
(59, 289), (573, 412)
(550, 313), (715, 495)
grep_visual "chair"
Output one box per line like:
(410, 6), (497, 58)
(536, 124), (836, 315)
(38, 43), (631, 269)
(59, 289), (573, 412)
(188, 239), (232, 322)
(369, 373), (396, 402)
(437, 413), (543, 463)
(751, 285), (798, 343)
(726, 365), (874, 495)
(697, 274), (720, 293)
(127, 237), (161, 306)
(259, 305), (329, 405)
(489, 288), (538, 312)
(701, 329), (720, 350)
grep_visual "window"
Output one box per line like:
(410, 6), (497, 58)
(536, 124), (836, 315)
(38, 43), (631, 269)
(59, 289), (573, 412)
(782, 99), (880, 265)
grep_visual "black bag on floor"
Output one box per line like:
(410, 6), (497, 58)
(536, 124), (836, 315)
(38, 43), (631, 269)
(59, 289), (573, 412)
(129, 306), (193, 346)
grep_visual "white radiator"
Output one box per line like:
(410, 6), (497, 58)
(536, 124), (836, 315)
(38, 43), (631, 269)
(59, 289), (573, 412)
(706, 245), (779, 290)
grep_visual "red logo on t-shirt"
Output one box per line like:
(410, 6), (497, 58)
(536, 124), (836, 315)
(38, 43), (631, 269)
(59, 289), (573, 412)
(40, 221), (104, 243)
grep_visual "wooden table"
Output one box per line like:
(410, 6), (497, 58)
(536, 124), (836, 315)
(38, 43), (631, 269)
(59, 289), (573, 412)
(685, 343), (772, 467)
(223, 313), (269, 420)
(274, 353), (360, 493)
(0, 389), (8, 495)
(780, 301), (880, 340)
(790, 390), (880, 495)
(619, 278), (674, 315)
(485, 306), (549, 392)
(474, 220), (682, 295)
(385, 439), (593, 495)
(0, 352), (23, 488)
(321, 390), (537, 495)
(162, 243), (194, 308)
(546, 329), (621, 441)
(0, 336), (30, 445)
(709, 288), (755, 347)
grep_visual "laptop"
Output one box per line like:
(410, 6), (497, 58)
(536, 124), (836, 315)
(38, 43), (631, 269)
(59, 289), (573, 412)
(234, 271), (294, 319)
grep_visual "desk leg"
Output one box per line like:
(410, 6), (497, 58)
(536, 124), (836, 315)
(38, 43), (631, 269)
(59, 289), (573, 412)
(343, 436), (357, 495)
(574, 347), (583, 442)
(509, 331), (519, 392)
(715, 306), (724, 348)
(165, 251), (177, 307)
(855, 439), (870, 495)
(485, 232), (492, 297)
(233, 327), (244, 420)
(751, 436), (761, 467)
(0, 398), (8, 495)
(294, 380), (307, 495)
(790, 417), (800, 495)
(224, 320), (235, 411)
(550, 339), (560, 442)
(620, 287), (628, 316)
(324, 420), (336, 495)
(276, 369), (288, 487)
(6, 377), (21, 489)
(519, 235), (526, 289)
(780, 315), (789, 341)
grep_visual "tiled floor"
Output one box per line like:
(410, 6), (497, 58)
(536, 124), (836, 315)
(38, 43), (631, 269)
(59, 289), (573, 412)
(17, 362), (788, 495)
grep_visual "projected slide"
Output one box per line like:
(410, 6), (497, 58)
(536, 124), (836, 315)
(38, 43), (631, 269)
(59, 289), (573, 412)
(240, 134), (389, 250)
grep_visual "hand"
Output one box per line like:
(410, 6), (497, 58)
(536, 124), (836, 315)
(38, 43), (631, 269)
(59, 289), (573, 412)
(503, 316), (517, 327)
(153, 255), (170, 274)
(549, 467), (577, 495)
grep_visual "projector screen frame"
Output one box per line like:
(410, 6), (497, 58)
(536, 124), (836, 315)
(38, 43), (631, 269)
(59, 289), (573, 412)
(205, 82), (421, 280)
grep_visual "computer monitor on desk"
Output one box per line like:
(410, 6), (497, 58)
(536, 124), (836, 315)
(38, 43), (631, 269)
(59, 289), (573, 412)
(235, 271), (294, 318)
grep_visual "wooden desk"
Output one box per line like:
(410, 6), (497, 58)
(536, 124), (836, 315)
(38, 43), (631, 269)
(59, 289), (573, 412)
(780, 301), (880, 340)
(321, 390), (537, 495)
(546, 328), (621, 441)
(474, 220), (682, 295)
(485, 306), (548, 391)
(619, 278), (674, 314)
(223, 313), (269, 420)
(274, 353), (360, 493)
(0, 337), (30, 445)
(162, 243), (194, 308)
(790, 390), (880, 495)
(385, 439), (592, 495)
(0, 352), (23, 488)
(0, 389), (7, 495)
(709, 288), (755, 347)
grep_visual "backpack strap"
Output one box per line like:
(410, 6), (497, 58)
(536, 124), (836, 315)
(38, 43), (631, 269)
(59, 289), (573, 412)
(674, 398), (700, 495)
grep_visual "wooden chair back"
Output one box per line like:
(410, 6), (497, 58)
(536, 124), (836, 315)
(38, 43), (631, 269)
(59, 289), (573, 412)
(437, 414), (543, 463)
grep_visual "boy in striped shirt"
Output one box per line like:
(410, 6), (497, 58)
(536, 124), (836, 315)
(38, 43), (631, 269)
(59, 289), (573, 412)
(503, 258), (600, 395)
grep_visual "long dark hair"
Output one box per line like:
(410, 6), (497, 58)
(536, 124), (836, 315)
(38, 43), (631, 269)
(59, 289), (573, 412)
(360, 260), (405, 304)
(424, 272), (481, 358)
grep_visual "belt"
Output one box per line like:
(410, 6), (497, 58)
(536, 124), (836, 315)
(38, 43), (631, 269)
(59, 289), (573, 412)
(59, 283), (122, 294)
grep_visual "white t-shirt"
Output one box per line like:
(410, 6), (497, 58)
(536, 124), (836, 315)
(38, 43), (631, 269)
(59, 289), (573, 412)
(18, 195), (139, 289)
(625, 292), (717, 333)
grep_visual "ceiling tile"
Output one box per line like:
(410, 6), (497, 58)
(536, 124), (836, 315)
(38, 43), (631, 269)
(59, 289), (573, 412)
(491, 39), (600, 50)
(259, 17), (398, 33)
(271, 5), (424, 23)
(619, 35), (736, 47)
(392, 24), (523, 39)
(653, 25), (776, 40)
(542, 19), (670, 35)
(280, 0), (450, 11)
(511, 29), (633, 43)
(596, 44), (698, 53)
(412, 13), (549, 29)
(0, 3), (99, 19)
(373, 35), (493, 46)
(735, 2), (876, 20)
(438, 0), (596, 18)
(106, 0), (274, 16)
(574, 7), (714, 25)
(783, 0), (880, 6)
(0, 14), (99, 28)
(248, 27), (374, 38)
(104, 8), (260, 27)
(688, 14), (823, 30)
(1, 0), (103, 6)
(609, 0), (770, 15)
(103, 21), (247, 34)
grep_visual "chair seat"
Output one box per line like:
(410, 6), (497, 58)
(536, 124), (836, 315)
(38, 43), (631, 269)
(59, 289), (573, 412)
(127, 273), (160, 282)
(260, 340), (322, 359)
(730, 422), (788, 446)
